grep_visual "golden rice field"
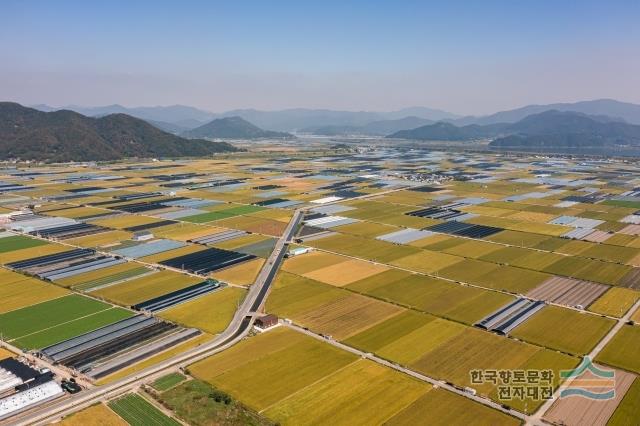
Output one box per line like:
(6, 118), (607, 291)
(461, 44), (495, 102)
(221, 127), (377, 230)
(159, 287), (246, 335)
(0, 270), (69, 314)
(189, 328), (358, 412)
(293, 292), (404, 340)
(264, 360), (430, 425)
(589, 287), (640, 317)
(0, 347), (15, 359)
(65, 230), (132, 248)
(210, 257), (264, 286)
(385, 389), (520, 426)
(0, 243), (67, 265)
(302, 258), (389, 287)
(511, 305), (615, 355)
(59, 403), (126, 426)
(596, 325), (640, 374)
(282, 251), (347, 275)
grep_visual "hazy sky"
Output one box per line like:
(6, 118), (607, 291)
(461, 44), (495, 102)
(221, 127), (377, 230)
(2, 0), (639, 115)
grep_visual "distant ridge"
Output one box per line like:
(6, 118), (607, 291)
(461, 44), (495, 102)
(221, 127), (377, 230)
(388, 122), (507, 140)
(28, 99), (640, 132)
(31, 104), (215, 128)
(213, 107), (456, 131)
(32, 104), (458, 132)
(490, 110), (640, 148)
(182, 116), (294, 140)
(388, 110), (640, 148)
(0, 102), (239, 162)
(301, 116), (434, 136)
(450, 99), (640, 126)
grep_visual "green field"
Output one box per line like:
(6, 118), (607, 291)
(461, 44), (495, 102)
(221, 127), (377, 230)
(0, 235), (49, 253)
(12, 307), (133, 350)
(511, 306), (615, 355)
(154, 379), (274, 426)
(182, 205), (266, 223)
(108, 393), (180, 426)
(182, 211), (237, 223)
(151, 373), (186, 392)
(222, 205), (266, 215)
(0, 294), (115, 340)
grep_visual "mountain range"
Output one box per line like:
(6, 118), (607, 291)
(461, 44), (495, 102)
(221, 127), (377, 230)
(6, 101), (640, 161)
(300, 116), (434, 136)
(389, 110), (640, 148)
(30, 99), (640, 136)
(31, 104), (214, 129)
(0, 103), (239, 162)
(448, 99), (640, 126)
(31, 104), (458, 132)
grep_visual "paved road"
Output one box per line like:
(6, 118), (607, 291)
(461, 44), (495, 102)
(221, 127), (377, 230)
(283, 322), (528, 422)
(528, 298), (640, 425)
(5, 210), (303, 426)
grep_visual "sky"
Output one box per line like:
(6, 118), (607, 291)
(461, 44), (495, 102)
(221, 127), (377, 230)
(1, 0), (639, 115)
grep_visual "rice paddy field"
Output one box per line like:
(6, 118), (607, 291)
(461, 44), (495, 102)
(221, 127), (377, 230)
(159, 287), (246, 335)
(59, 403), (127, 426)
(510, 306), (615, 355)
(3, 148), (640, 425)
(189, 328), (519, 425)
(596, 324), (640, 374)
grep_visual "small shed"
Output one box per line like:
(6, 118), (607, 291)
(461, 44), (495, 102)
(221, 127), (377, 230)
(132, 231), (154, 241)
(255, 314), (278, 329)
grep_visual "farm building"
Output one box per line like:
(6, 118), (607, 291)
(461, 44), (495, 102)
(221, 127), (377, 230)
(287, 247), (312, 257)
(0, 358), (63, 421)
(255, 314), (278, 330)
(132, 231), (154, 241)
